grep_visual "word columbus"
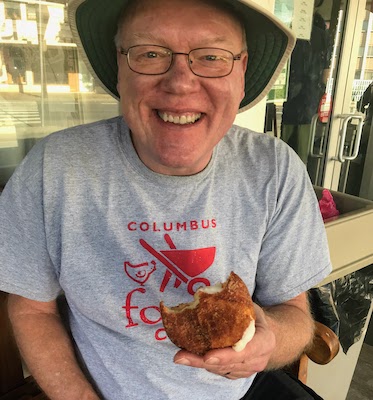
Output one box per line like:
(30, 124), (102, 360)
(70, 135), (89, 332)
(127, 218), (217, 232)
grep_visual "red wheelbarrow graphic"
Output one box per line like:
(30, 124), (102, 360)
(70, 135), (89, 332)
(140, 234), (215, 295)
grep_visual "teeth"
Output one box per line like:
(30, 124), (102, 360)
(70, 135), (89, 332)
(158, 111), (201, 125)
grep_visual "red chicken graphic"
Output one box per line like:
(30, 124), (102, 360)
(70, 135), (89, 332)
(124, 260), (156, 285)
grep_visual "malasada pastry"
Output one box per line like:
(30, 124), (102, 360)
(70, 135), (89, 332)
(160, 272), (256, 355)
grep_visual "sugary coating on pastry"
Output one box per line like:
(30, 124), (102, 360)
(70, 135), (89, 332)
(160, 272), (256, 355)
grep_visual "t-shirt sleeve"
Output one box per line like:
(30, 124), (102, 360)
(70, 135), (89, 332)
(254, 141), (332, 306)
(0, 142), (61, 301)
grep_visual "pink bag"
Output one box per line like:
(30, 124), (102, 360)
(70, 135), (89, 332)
(319, 189), (340, 221)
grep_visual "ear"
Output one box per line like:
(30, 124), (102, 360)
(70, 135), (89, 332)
(240, 52), (248, 101)
(116, 50), (123, 95)
(117, 50), (122, 82)
(241, 51), (248, 74)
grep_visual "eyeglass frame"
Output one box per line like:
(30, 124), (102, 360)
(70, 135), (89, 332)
(119, 44), (245, 78)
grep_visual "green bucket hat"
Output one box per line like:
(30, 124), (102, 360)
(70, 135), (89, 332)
(68, 0), (295, 112)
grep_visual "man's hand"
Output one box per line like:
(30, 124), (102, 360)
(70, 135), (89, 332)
(173, 293), (314, 379)
(173, 304), (275, 379)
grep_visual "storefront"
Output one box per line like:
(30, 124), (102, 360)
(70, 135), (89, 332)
(0, 1), (372, 399)
(0, 0), (120, 187)
(1, 0), (373, 200)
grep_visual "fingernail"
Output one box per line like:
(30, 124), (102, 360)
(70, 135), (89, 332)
(205, 357), (220, 365)
(175, 358), (191, 366)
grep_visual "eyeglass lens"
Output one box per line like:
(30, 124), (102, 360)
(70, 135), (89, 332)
(126, 45), (235, 77)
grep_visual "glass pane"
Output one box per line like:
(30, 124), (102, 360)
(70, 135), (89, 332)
(340, 6), (373, 199)
(267, 0), (346, 186)
(0, 0), (119, 189)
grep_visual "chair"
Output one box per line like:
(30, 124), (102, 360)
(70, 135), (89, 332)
(0, 292), (339, 399)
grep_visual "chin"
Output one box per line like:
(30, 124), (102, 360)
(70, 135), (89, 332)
(155, 151), (211, 175)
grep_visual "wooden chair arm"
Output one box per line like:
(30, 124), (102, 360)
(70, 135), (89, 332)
(306, 321), (340, 365)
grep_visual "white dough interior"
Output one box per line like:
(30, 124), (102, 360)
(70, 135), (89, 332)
(199, 283), (223, 294)
(232, 320), (256, 352)
(169, 283), (223, 313)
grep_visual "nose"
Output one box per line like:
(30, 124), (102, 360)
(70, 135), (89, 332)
(160, 53), (199, 93)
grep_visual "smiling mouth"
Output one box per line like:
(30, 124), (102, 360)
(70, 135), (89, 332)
(157, 111), (202, 125)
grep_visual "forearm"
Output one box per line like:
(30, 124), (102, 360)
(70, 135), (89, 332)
(7, 295), (99, 400)
(263, 293), (315, 370)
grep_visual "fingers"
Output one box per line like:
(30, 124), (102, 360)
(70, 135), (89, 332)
(203, 346), (247, 364)
(174, 347), (245, 368)
(174, 350), (241, 377)
(174, 349), (260, 379)
(205, 363), (236, 377)
(173, 303), (275, 379)
(174, 350), (206, 368)
(223, 370), (253, 380)
(207, 365), (256, 380)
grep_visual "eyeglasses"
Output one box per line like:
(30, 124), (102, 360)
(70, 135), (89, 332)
(119, 45), (243, 78)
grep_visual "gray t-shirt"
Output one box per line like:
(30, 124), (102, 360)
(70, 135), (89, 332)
(0, 116), (331, 400)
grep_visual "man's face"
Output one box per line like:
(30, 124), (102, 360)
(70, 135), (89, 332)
(117, 0), (248, 175)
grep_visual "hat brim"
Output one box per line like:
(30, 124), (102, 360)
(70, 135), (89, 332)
(68, 0), (295, 113)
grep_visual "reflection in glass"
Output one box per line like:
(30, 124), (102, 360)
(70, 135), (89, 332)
(341, 9), (373, 200)
(0, 0), (119, 189)
(267, 0), (344, 186)
(281, 9), (331, 164)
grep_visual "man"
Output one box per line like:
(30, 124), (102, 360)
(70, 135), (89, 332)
(0, 0), (331, 399)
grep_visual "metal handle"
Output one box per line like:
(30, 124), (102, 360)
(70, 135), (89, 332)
(309, 114), (323, 158)
(336, 114), (364, 163)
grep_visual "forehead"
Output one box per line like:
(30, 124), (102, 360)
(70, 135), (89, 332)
(120, 0), (242, 21)
(119, 0), (244, 47)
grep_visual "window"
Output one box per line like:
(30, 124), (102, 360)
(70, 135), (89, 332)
(0, 0), (119, 188)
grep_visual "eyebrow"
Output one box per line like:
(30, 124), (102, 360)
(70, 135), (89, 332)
(129, 32), (237, 47)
